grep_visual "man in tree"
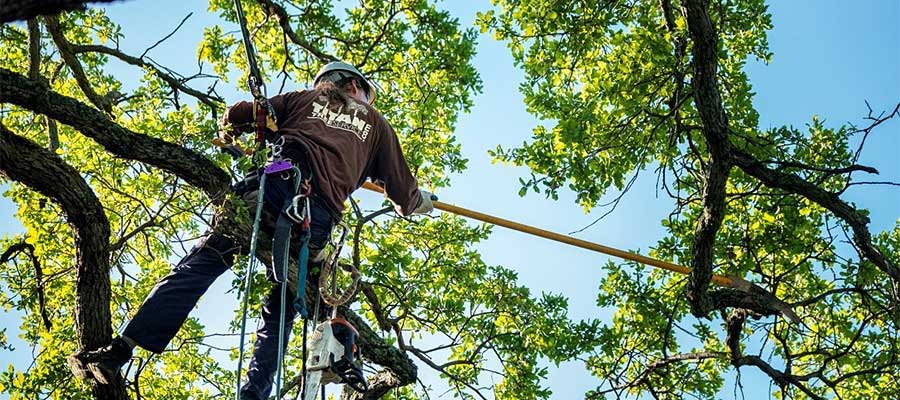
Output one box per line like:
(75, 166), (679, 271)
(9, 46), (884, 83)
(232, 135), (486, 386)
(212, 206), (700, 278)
(66, 61), (434, 400)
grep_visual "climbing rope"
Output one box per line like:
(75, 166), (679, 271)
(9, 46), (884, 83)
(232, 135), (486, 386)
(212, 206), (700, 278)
(317, 222), (359, 307)
(235, 171), (267, 400)
(228, 0), (281, 398)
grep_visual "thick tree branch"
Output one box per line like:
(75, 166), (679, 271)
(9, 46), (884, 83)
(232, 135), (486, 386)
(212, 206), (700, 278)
(45, 15), (114, 114)
(683, 0), (734, 318)
(27, 19), (42, 78)
(731, 148), (900, 301)
(340, 369), (402, 400)
(683, 0), (898, 318)
(710, 287), (792, 321)
(0, 0), (126, 23)
(0, 67), (230, 197)
(0, 123), (128, 399)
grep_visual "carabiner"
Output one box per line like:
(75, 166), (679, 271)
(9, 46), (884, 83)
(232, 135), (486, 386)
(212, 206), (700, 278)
(286, 194), (309, 224)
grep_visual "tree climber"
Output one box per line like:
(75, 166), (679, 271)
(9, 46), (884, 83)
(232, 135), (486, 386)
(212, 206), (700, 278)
(67, 61), (434, 400)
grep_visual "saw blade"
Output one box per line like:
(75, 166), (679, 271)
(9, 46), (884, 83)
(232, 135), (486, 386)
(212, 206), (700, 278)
(302, 370), (322, 400)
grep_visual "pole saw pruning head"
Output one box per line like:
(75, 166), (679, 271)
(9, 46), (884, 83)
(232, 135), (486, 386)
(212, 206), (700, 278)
(303, 316), (368, 398)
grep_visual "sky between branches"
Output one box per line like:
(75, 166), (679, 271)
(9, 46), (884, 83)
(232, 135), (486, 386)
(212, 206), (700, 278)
(0, 0), (897, 398)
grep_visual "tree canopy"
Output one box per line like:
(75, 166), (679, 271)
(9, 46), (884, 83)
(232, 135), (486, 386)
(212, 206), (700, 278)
(1, 1), (897, 400)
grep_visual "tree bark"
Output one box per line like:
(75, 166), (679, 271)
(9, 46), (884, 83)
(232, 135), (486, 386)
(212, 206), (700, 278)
(0, 124), (128, 399)
(682, 0), (733, 318)
(681, 0), (897, 319)
(340, 370), (403, 400)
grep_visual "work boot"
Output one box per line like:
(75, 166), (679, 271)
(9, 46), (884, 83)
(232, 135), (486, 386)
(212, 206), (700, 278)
(67, 337), (132, 384)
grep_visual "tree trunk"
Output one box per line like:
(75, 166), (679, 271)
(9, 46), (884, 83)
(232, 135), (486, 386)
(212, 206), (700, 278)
(0, 124), (128, 399)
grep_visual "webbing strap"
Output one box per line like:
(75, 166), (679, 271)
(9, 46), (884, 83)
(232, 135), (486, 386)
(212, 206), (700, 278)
(274, 167), (302, 399)
(272, 167), (303, 284)
(294, 233), (311, 318)
(274, 250), (289, 398)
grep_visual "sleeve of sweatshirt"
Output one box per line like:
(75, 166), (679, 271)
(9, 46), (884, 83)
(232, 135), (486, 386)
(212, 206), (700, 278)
(370, 122), (422, 216)
(225, 93), (290, 132)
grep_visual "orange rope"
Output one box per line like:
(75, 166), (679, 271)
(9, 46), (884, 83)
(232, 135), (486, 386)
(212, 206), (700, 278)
(361, 181), (734, 288)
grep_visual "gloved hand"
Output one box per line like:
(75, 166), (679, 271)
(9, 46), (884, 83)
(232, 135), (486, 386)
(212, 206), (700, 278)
(411, 189), (434, 215)
(216, 111), (242, 144)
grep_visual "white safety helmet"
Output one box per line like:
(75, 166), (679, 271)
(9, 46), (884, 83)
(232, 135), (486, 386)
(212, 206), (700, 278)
(313, 61), (376, 104)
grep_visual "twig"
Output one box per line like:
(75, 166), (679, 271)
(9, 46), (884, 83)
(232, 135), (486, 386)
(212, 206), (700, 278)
(140, 12), (192, 59)
(69, 43), (224, 110)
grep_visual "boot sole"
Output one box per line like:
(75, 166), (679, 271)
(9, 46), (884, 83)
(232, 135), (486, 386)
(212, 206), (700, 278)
(66, 354), (91, 380)
(66, 354), (120, 385)
(88, 363), (114, 385)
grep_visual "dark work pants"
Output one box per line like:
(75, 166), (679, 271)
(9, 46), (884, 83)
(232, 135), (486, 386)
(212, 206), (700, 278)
(122, 172), (335, 400)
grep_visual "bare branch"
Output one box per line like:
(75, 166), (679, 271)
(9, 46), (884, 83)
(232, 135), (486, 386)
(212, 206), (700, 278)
(27, 18), (61, 151)
(0, 240), (52, 330)
(140, 12), (192, 59)
(45, 15), (114, 114)
(596, 352), (726, 395)
(70, 43), (224, 109)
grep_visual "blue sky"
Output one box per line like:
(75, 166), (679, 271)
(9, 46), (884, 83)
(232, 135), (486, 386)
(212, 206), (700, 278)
(1, 0), (898, 399)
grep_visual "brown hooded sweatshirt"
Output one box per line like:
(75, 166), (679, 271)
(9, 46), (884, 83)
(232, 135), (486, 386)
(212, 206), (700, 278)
(226, 89), (422, 216)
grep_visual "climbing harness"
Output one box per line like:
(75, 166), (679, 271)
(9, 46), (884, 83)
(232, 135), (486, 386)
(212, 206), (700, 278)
(228, 133), (323, 399)
(223, 2), (370, 398)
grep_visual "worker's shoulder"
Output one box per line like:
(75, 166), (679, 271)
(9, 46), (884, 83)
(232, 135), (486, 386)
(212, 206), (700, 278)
(341, 96), (390, 126)
(283, 88), (313, 101)
(364, 102), (389, 124)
